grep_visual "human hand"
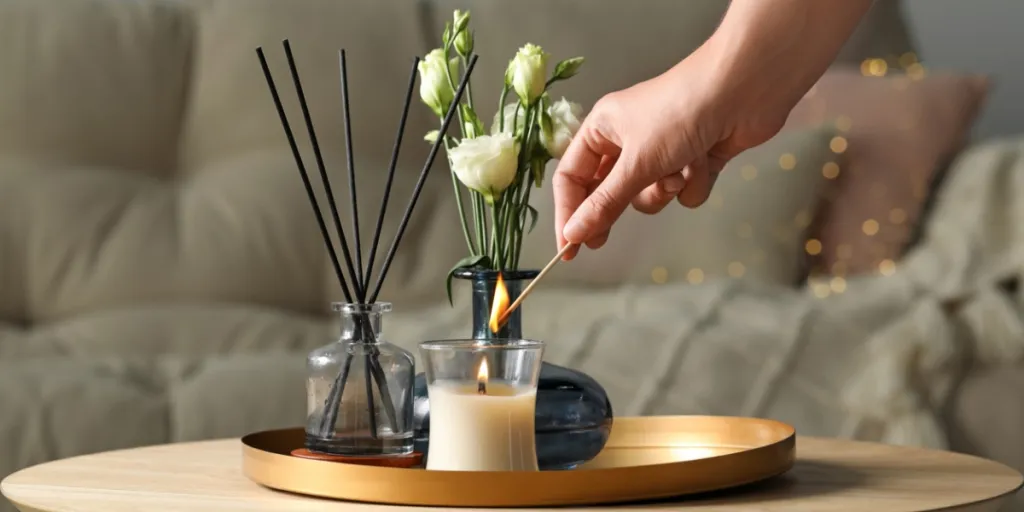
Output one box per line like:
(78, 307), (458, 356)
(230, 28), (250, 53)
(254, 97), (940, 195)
(552, 0), (873, 260)
(552, 44), (790, 260)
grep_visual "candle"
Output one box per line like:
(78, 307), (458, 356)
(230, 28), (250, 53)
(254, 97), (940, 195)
(419, 339), (544, 472)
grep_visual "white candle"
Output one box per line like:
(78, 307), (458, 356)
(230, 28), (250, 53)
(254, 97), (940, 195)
(426, 361), (538, 471)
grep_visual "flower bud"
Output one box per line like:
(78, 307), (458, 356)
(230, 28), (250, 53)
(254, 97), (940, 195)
(552, 57), (585, 82)
(540, 98), (583, 158)
(452, 10), (471, 34)
(448, 133), (520, 203)
(454, 29), (474, 57)
(508, 44), (549, 105)
(418, 49), (457, 117)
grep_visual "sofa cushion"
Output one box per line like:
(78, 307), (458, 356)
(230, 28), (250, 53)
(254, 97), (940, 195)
(788, 68), (989, 278)
(0, 0), (192, 176)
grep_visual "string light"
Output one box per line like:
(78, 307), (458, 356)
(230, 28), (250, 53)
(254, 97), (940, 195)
(830, 276), (847, 293)
(879, 259), (897, 276)
(907, 62), (926, 80)
(779, 153), (797, 170)
(830, 136), (848, 154)
(687, 268), (705, 284)
(728, 261), (746, 278)
(862, 219), (880, 236)
(822, 162), (840, 179)
(899, 52), (918, 68)
(805, 239), (822, 255)
(741, 165), (758, 181)
(889, 208), (907, 224)
(835, 116), (853, 132)
(812, 281), (831, 298)
(651, 266), (668, 284)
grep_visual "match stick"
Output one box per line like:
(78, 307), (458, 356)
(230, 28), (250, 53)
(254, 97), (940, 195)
(497, 243), (576, 327)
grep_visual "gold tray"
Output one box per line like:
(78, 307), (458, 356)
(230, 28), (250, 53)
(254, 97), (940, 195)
(242, 416), (795, 507)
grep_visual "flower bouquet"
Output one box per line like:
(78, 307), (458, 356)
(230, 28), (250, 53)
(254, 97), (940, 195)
(412, 10), (612, 472)
(417, 10), (585, 303)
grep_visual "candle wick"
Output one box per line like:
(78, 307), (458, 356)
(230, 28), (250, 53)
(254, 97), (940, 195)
(477, 380), (486, 395)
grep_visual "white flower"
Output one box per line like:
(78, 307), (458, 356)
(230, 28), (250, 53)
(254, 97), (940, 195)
(418, 49), (456, 117)
(490, 103), (528, 135)
(508, 44), (548, 105)
(541, 98), (583, 158)
(449, 133), (520, 203)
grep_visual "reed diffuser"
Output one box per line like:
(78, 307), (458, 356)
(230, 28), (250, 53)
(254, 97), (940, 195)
(257, 41), (477, 457)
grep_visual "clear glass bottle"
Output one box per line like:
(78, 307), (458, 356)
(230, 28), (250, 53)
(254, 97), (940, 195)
(306, 302), (415, 456)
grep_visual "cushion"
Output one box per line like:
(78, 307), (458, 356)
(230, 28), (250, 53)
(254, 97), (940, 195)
(521, 127), (839, 287)
(0, 0), (192, 176)
(787, 67), (989, 277)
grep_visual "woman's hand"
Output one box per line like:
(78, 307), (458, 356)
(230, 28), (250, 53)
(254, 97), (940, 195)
(552, 0), (874, 260)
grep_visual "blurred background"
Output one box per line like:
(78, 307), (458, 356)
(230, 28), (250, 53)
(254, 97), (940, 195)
(904, 0), (1024, 138)
(0, 0), (1022, 510)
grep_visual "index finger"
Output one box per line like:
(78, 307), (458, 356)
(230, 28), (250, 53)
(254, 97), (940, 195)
(551, 123), (621, 260)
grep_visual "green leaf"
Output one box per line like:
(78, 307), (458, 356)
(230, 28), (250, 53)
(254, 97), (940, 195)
(552, 57), (585, 82)
(522, 205), (539, 233)
(446, 255), (490, 306)
(442, 22), (452, 47)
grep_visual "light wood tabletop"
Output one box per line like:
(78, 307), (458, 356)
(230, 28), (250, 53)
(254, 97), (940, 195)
(2, 436), (1021, 511)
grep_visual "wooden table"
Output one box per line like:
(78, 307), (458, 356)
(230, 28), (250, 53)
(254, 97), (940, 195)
(2, 437), (1021, 511)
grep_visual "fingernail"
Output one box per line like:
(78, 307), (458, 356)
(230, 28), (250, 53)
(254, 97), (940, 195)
(663, 174), (686, 194)
(563, 217), (584, 243)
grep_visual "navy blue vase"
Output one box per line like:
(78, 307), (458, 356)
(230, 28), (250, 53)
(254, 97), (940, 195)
(413, 268), (613, 470)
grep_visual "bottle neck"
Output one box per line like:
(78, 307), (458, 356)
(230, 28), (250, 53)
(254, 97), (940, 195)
(335, 304), (388, 344)
(461, 271), (536, 340)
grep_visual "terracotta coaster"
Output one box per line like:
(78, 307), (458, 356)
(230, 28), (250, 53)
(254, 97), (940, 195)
(290, 449), (423, 468)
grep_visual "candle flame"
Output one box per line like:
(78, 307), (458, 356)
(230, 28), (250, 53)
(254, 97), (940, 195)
(488, 272), (510, 333)
(477, 358), (489, 394)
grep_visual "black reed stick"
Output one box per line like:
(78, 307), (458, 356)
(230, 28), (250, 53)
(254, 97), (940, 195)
(337, 49), (378, 438)
(282, 41), (366, 301)
(277, 41), (395, 437)
(339, 50), (365, 294)
(256, 48), (352, 303)
(362, 57), (419, 293)
(368, 55), (479, 303)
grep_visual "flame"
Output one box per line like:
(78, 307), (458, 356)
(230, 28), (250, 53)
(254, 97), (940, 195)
(477, 358), (489, 394)
(488, 272), (510, 333)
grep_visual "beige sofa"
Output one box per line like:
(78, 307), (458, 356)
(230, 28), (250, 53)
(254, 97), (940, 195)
(2, 0), (1021, 509)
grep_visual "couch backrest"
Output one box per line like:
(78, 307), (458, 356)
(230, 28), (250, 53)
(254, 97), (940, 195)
(0, 0), (916, 324)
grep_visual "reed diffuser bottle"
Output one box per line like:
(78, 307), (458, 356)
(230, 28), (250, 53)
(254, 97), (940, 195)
(306, 303), (414, 455)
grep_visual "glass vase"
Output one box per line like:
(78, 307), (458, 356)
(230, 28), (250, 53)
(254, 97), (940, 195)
(306, 302), (415, 456)
(413, 269), (614, 469)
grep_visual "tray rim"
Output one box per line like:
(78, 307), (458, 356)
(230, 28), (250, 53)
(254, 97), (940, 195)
(241, 415), (796, 507)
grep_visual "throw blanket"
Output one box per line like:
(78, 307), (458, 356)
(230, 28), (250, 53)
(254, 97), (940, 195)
(388, 136), (1024, 449)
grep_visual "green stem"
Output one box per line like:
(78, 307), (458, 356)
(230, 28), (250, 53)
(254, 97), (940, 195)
(490, 200), (501, 270)
(441, 46), (466, 137)
(461, 56), (476, 114)
(443, 137), (476, 256)
(470, 192), (486, 256)
(497, 84), (510, 133)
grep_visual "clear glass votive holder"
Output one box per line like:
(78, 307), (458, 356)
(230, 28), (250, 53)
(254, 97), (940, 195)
(419, 339), (544, 472)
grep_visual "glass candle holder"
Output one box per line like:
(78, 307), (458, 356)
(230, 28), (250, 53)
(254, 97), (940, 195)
(420, 339), (544, 472)
(305, 302), (415, 456)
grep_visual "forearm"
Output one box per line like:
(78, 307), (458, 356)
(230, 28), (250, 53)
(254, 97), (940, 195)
(702, 0), (874, 109)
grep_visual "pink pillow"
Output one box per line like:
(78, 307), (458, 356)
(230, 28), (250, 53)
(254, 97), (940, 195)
(786, 67), (989, 277)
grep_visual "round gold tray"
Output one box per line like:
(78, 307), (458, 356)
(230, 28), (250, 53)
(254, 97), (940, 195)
(242, 416), (795, 506)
